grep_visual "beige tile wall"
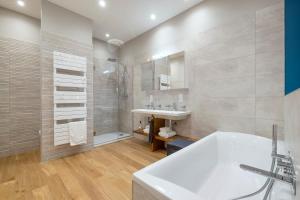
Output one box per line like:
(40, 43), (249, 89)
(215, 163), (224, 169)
(128, 2), (284, 139)
(40, 32), (94, 161)
(0, 37), (40, 158)
(118, 62), (134, 134)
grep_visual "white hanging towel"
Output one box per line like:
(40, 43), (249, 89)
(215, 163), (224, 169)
(159, 74), (170, 90)
(69, 121), (87, 146)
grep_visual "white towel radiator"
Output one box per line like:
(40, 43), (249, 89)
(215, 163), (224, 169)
(53, 51), (87, 146)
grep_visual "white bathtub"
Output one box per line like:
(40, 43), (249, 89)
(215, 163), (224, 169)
(133, 131), (294, 200)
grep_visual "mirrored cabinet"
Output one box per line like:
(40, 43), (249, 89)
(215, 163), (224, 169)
(141, 51), (187, 91)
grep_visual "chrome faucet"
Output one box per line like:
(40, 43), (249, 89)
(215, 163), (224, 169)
(156, 104), (162, 110)
(270, 124), (296, 177)
(238, 124), (297, 197)
(145, 103), (155, 110)
(240, 164), (296, 194)
(172, 102), (177, 111)
(150, 102), (155, 110)
(165, 104), (172, 110)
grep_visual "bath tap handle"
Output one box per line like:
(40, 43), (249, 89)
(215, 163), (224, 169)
(272, 153), (292, 161)
(277, 158), (296, 176)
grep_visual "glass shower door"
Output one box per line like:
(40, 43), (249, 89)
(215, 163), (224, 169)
(93, 59), (131, 146)
(93, 59), (119, 144)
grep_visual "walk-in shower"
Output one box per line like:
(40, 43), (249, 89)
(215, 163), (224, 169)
(93, 57), (131, 146)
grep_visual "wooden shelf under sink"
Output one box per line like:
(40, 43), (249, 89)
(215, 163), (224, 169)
(134, 118), (198, 152)
(134, 129), (148, 136)
(154, 135), (197, 143)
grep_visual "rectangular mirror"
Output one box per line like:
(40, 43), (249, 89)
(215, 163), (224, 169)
(141, 51), (187, 91)
(167, 52), (185, 90)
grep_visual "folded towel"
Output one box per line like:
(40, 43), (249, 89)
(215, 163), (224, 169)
(69, 121), (87, 146)
(159, 127), (171, 132)
(159, 131), (176, 138)
(143, 128), (150, 134)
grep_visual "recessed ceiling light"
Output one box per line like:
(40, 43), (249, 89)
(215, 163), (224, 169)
(98, 0), (106, 8)
(105, 33), (110, 38)
(17, 0), (25, 7)
(150, 14), (156, 20)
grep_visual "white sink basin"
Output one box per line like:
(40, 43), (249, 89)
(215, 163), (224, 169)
(131, 109), (191, 120)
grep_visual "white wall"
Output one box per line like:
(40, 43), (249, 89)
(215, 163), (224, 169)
(0, 7), (40, 44)
(41, 0), (93, 45)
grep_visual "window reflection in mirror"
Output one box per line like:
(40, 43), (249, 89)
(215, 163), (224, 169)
(141, 61), (154, 91)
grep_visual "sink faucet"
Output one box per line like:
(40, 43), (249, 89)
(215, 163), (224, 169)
(150, 102), (154, 110)
(172, 102), (177, 111)
(165, 104), (172, 110)
(145, 103), (155, 110)
(156, 104), (162, 110)
(239, 124), (297, 196)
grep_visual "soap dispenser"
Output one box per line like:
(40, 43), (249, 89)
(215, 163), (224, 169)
(138, 121), (142, 129)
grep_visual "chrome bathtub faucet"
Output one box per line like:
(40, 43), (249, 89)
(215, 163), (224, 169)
(238, 124), (297, 198)
(240, 164), (296, 195)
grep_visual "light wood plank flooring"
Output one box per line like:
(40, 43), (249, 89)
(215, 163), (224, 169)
(0, 138), (166, 200)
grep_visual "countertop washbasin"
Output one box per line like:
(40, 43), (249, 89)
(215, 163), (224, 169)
(131, 109), (191, 120)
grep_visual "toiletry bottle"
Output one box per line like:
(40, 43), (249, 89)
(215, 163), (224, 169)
(138, 121), (142, 129)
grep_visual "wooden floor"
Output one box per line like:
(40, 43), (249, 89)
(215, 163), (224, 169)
(0, 138), (166, 200)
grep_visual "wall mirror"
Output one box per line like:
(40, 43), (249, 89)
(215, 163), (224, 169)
(141, 51), (187, 91)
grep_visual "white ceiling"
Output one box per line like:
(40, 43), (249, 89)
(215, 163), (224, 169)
(0, 0), (41, 18)
(0, 0), (203, 42)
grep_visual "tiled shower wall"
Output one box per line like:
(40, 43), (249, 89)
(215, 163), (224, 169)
(93, 58), (119, 135)
(126, 2), (284, 139)
(0, 37), (40, 157)
(93, 38), (133, 136)
(40, 32), (94, 161)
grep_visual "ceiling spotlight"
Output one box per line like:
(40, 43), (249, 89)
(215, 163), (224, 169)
(150, 14), (156, 20)
(17, 0), (25, 7)
(98, 0), (106, 8)
(105, 33), (110, 38)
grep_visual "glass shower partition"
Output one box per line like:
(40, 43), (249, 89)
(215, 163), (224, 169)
(93, 58), (131, 146)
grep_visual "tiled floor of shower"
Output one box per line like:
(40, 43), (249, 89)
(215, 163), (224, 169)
(94, 132), (132, 147)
